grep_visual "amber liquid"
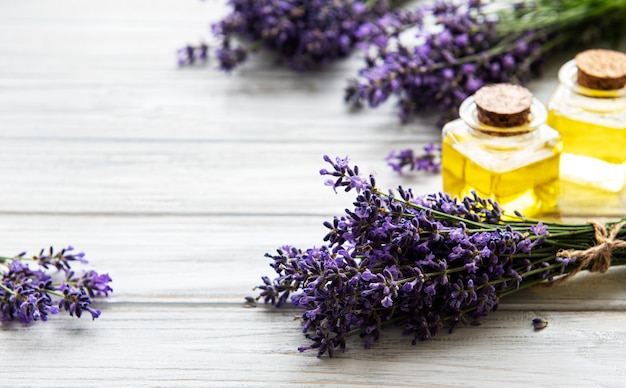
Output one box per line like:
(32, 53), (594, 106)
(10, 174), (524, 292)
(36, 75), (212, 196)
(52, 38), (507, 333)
(442, 135), (560, 216)
(547, 111), (626, 192)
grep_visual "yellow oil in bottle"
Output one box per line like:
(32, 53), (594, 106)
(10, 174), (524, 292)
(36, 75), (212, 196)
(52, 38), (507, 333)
(442, 133), (560, 216)
(546, 53), (626, 192)
(547, 105), (626, 193)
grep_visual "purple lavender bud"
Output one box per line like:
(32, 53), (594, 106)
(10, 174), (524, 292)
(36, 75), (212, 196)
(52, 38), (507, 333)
(176, 43), (209, 67)
(530, 222), (549, 237)
(77, 270), (113, 297)
(215, 44), (247, 72)
(532, 317), (548, 330)
(386, 143), (441, 175)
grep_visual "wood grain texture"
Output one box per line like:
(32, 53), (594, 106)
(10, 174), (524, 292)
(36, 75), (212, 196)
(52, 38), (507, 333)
(2, 305), (626, 387)
(1, 1), (626, 386)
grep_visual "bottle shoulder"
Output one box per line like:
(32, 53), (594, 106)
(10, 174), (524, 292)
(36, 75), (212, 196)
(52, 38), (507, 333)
(547, 79), (626, 115)
(443, 121), (560, 146)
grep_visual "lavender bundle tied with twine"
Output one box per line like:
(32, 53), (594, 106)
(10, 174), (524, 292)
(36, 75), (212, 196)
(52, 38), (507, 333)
(250, 156), (626, 357)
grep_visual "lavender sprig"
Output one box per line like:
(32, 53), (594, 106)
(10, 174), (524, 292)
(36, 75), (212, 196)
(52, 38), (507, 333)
(0, 246), (112, 323)
(346, 0), (626, 123)
(252, 155), (626, 357)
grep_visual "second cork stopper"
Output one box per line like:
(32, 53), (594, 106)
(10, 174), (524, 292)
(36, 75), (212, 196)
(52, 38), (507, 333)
(575, 49), (626, 90)
(474, 84), (533, 128)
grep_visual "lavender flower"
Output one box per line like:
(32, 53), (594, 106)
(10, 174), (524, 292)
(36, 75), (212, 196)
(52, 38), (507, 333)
(532, 317), (548, 331)
(252, 156), (626, 357)
(209, 0), (407, 71)
(0, 246), (112, 323)
(346, 0), (626, 123)
(386, 143), (441, 174)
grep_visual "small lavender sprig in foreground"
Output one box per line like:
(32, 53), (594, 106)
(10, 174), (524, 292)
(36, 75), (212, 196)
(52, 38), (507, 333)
(0, 246), (112, 323)
(252, 155), (626, 357)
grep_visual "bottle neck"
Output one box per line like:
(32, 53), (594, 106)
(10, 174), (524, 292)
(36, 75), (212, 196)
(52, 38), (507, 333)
(459, 96), (546, 137)
(558, 59), (626, 99)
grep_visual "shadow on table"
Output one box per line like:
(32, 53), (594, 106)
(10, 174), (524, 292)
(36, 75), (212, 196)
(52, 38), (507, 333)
(502, 265), (626, 311)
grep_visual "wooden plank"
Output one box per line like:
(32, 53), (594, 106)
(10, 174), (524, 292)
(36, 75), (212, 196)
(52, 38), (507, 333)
(0, 135), (444, 215)
(0, 124), (622, 216)
(0, 304), (625, 386)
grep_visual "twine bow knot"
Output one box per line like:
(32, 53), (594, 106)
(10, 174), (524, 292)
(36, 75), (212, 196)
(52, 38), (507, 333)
(552, 220), (626, 285)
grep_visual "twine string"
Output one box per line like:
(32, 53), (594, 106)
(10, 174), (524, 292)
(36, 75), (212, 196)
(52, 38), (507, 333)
(550, 220), (626, 285)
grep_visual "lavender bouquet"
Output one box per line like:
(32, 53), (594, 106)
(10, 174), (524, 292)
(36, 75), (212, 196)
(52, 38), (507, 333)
(252, 156), (626, 357)
(204, 0), (414, 71)
(0, 246), (112, 323)
(346, 0), (626, 123)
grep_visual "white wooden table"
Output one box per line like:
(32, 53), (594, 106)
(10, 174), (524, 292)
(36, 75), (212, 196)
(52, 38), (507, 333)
(1, 1), (626, 386)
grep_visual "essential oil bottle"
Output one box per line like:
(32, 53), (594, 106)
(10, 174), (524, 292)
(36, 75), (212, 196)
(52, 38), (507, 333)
(546, 49), (626, 192)
(442, 84), (562, 216)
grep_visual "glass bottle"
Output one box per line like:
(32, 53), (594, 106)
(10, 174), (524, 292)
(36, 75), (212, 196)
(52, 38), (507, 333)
(546, 49), (626, 192)
(442, 84), (562, 216)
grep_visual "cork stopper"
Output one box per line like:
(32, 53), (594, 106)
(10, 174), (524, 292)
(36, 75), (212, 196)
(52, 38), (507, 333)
(575, 49), (626, 90)
(474, 84), (533, 127)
